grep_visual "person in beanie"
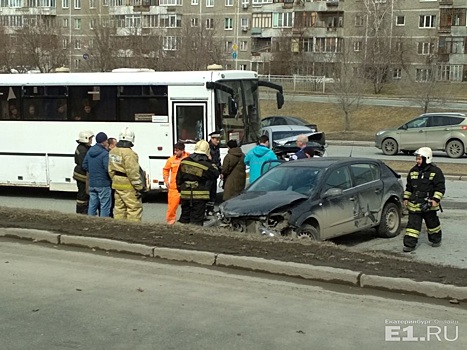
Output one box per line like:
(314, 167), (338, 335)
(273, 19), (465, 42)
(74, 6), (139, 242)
(221, 140), (246, 201)
(163, 142), (190, 225)
(403, 147), (445, 252)
(176, 140), (219, 225)
(206, 130), (222, 215)
(73, 130), (94, 214)
(108, 127), (145, 221)
(82, 132), (112, 217)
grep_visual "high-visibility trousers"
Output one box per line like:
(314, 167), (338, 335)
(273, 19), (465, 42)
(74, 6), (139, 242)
(166, 188), (180, 225)
(113, 189), (143, 222)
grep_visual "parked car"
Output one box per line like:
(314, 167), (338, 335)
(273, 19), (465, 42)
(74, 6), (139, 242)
(260, 125), (325, 147)
(218, 157), (403, 240)
(261, 116), (318, 132)
(375, 112), (467, 158)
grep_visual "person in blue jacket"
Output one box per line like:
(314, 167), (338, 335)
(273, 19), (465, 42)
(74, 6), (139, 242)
(82, 132), (112, 217)
(244, 135), (278, 184)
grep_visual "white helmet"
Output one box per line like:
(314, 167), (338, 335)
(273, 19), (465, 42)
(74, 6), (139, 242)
(77, 130), (94, 143)
(415, 147), (433, 164)
(194, 140), (210, 156)
(119, 127), (135, 143)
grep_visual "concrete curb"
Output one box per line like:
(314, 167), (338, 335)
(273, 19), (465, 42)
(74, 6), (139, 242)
(2, 228), (467, 301)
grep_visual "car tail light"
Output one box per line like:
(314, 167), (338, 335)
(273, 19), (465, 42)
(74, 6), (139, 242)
(462, 126), (467, 130)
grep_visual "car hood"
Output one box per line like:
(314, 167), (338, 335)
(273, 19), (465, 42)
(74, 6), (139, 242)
(220, 191), (308, 217)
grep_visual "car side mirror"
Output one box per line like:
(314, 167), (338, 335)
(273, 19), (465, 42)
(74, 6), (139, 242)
(322, 188), (343, 199)
(400, 124), (408, 130)
(276, 92), (284, 110)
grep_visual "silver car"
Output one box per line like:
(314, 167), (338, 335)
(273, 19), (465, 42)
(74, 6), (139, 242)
(218, 158), (403, 240)
(375, 112), (467, 158)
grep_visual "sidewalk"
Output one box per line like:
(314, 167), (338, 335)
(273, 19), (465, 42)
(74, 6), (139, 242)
(1, 227), (466, 302)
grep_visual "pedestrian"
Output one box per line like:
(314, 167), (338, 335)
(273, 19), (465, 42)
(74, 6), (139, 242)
(107, 137), (117, 217)
(244, 135), (278, 184)
(108, 127), (145, 221)
(221, 140), (246, 201)
(163, 142), (190, 225)
(73, 130), (94, 214)
(403, 147), (445, 252)
(82, 132), (112, 217)
(176, 140), (219, 226)
(206, 130), (222, 215)
(108, 137), (117, 150)
(289, 134), (308, 160)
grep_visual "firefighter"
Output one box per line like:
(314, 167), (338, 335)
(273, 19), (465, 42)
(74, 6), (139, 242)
(176, 140), (219, 226)
(108, 127), (144, 222)
(162, 142), (190, 225)
(73, 130), (94, 214)
(403, 147), (445, 252)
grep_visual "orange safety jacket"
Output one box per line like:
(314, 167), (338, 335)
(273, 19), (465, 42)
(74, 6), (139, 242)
(163, 151), (190, 190)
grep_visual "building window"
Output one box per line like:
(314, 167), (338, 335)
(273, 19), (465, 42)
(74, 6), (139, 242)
(74, 59), (80, 69)
(393, 68), (401, 79)
(90, 0), (96, 8)
(225, 41), (233, 53)
(224, 18), (233, 30)
(225, 0), (233, 5)
(191, 18), (199, 27)
(74, 39), (81, 49)
(272, 12), (293, 28)
(417, 42), (433, 55)
(74, 18), (81, 29)
(353, 41), (362, 52)
(253, 13), (272, 28)
(252, 0), (272, 4)
(206, 0), (214, 7)
(160, 0), (182, 4)
(355, 15), (364, 27)
(302, 38), (312, 52)
(240, 40), (248, 51)
(163, 36), (178, 50)
(395, 16), (405, 26)
(192, 0), (198, 4)
(90, 19), (96, 29)
(62, 0), (69, 8)
(419, 15), (436, 28)
(160, 15), (182, 28)
(240, 64), (248, 70)
(74, 0), (81, 9)
(206, 18), (214, 29)
(62, 38), (68, 49)
(241, 17), (249, 27)
(63, 18), (69, 28)
(416, 68), (433, 82)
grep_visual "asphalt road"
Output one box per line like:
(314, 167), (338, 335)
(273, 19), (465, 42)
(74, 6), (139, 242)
(2, 240), (466, 350)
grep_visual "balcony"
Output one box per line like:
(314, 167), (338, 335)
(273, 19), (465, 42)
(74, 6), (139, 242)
(439, 26), (451, 34)
(439, 0), (453, 6)
(326, 0), (339, 6)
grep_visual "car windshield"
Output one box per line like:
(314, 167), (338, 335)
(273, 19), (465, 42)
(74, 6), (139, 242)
(248, 165), (322, 195)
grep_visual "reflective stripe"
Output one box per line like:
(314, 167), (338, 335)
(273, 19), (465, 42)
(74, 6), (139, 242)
(76, 199), (88, 204)
(429, 172), (435, 180)
(73, 172), (87, 182)
(403, 191), (411, 200)
(182, 160), (208, 171)
(433, 191), (443, 201)
(180, 190), (210, 199)
(428, 226), (441, 234)
(405, 228), (420, 238)
(112, 183), (135, 190)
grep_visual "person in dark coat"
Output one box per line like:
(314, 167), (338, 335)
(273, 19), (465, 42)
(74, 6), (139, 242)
(206, 130), (222, 215)
(73, 130), (94, 214)
(221, 140), (246, 201)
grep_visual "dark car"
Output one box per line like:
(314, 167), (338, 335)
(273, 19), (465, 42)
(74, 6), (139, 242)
(261, 116), (318, 132)
(218, 158), (403, 240)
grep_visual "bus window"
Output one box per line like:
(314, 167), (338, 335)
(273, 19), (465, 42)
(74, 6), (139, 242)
(117, 85), (168, 122)
(0, 87), (21, 120)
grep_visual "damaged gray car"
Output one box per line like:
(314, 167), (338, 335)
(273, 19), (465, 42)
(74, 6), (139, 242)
(218, 158), (404, 240)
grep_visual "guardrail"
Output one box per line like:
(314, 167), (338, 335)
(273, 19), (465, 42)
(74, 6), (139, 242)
(258, 74), (330, 93)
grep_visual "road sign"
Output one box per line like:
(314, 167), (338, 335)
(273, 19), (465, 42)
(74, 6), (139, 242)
(232, 52), (237, 59)
(83, 53), (89, 60)
(232, 43), (238, 51)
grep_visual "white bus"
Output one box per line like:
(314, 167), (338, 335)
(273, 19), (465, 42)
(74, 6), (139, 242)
(0, 69), (284, 192)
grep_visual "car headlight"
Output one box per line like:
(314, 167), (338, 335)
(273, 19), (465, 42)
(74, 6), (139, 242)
(376, 130), (386, 136)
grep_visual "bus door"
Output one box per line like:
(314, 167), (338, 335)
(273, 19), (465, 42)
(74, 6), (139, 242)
(173, 102), (208, 147)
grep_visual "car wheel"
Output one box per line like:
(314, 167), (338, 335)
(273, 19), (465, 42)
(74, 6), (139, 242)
(297, 224), (320, 240)
(376, 202), (401, 238)
(381, 138), (399, 155)
(445, 140), (465, 158)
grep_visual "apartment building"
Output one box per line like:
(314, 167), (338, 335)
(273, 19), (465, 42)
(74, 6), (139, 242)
(0, 0), (466, 81)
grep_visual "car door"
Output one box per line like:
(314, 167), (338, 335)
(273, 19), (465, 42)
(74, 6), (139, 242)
(319, 165), (356, 239)
(424, 115), (449, 150)
(399, 115), (430, 150)
(349, 163), (383, 229)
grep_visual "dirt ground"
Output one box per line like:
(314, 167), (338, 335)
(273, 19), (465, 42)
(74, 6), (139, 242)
(1, 206), (466, 287)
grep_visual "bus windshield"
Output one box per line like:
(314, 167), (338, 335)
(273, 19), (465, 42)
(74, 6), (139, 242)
(214, 79), (260, 146)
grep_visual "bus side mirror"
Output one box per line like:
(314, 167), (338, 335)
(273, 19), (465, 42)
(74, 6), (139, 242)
(228, 97), (238, 116)
(276, 92), (284, 109)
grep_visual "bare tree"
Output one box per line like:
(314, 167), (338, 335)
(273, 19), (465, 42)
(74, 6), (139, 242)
(15, 16), (67, 72)
(331, 41), (365, 131)
(174, 18), (226, 71)
(0, 25), (15, 72)
(270, 29), (294, 75)
(360, 0), (399, 94)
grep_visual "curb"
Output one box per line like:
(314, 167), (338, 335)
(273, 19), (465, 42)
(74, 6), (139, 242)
(2, 228), (466, 301)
